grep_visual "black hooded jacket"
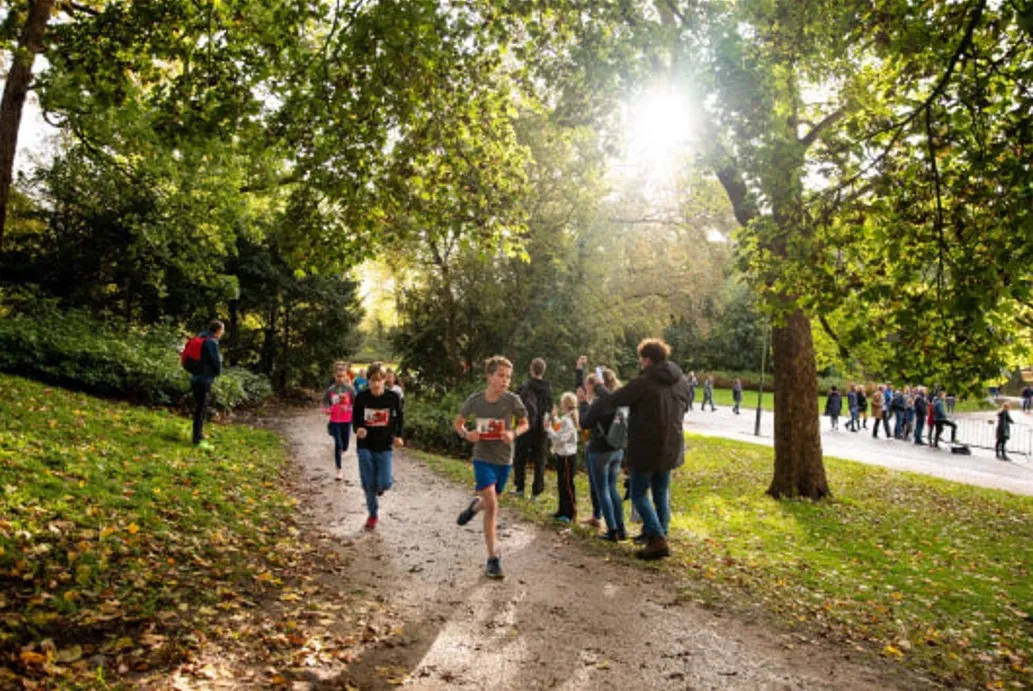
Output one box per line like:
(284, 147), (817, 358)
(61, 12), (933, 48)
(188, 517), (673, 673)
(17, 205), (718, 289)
(517, 377), (554, 434)
(604, 361), (691, 472)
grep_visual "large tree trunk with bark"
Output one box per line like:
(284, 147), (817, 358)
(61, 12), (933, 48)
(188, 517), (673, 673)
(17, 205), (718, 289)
(767, 308), (829, 499)
(0, 0), (56, 253)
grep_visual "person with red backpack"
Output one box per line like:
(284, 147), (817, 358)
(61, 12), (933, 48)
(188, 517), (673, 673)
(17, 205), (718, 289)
(181, 320), (224, 449)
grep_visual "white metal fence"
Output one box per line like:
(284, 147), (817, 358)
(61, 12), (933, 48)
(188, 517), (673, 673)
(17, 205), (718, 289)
(952, 416), (1033, 457)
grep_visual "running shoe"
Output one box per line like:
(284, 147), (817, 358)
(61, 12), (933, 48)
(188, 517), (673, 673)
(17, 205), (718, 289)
(457, 498), (479, 526)
(485, 555), (504, 579)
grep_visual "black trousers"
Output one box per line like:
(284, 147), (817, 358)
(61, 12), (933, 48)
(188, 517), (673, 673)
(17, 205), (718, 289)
(514, 431), (547, 496)
(555, 454), (577, 519)
(191, 380), (212, 444)
(933, 419), (957, 446)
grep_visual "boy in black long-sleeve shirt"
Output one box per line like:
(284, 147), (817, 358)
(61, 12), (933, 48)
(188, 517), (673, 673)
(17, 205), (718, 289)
(352, 362), (404, 531)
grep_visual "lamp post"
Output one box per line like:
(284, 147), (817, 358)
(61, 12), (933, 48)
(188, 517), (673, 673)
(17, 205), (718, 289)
(755, 322), (770, 437)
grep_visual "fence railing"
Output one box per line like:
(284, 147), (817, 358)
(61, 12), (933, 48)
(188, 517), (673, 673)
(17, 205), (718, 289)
(952, 416), (1033, 458)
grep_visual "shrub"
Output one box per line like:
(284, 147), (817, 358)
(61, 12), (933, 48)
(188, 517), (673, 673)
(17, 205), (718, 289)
(403, 382), (482, 460)
(0, 308), (271, 411)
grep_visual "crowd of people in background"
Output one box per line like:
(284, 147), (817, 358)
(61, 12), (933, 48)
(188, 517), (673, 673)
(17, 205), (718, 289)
(825, 383), (961, 448)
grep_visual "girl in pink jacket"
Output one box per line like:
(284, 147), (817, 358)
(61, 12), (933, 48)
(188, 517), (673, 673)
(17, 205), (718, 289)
(323, 364), (356, 481)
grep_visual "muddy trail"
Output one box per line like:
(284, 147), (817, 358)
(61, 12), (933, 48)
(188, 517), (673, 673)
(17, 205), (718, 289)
(277, 409), (931, 690)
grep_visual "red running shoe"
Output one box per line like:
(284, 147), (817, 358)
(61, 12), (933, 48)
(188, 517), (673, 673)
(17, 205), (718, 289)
(364, 516), (378, 531)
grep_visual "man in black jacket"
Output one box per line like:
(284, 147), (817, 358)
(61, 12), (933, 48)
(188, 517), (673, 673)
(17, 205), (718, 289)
(512, 358), (553, 499)
(602, 339), (690, 560)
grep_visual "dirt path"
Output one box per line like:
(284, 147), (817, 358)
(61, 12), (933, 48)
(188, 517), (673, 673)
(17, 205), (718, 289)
(278, 409), (931, 690)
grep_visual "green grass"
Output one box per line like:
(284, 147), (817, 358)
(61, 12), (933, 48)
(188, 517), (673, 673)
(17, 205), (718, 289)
(0, 374), (298, 687)
(414, 436), (1033, 688)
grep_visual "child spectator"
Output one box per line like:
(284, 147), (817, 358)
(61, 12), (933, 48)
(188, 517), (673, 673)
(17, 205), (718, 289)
(545, 393), (579, 523)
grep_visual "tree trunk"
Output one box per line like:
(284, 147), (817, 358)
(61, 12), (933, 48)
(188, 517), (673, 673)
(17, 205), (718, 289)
(227, 299), (239, 366)
(0, 0), (56, 253)
(767, 308), (829, 499)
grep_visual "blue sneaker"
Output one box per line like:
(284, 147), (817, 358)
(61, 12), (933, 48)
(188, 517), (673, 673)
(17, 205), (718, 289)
(485, 555), (504, 579)
(457, 498), (479, 526)
(555, 515), (571, 524)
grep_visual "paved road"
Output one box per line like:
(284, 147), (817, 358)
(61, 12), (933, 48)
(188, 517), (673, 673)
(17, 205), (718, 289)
(684, 404), (1033, 497)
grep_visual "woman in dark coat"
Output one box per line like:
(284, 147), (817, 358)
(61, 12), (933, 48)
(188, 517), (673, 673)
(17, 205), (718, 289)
(996, 401), (1014, 461)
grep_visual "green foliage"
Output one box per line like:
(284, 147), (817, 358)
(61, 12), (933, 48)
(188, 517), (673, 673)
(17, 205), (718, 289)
(402, 382), (483, 459)
(0, 308), (270, 410)
(415, 434), (1033, 687)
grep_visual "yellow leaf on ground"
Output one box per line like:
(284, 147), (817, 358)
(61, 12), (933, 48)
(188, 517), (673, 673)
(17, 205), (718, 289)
(883, 645), (905, 658)
(56, 645), (83, 663)
(127, 523), (139, 535)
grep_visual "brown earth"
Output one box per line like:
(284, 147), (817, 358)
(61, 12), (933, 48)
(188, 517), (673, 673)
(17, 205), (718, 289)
(274, 409), (935, 691)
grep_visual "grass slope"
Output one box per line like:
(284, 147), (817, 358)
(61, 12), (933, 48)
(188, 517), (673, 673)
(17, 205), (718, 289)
(415, 435), (1033, 688)
(0, 375), (371, 688)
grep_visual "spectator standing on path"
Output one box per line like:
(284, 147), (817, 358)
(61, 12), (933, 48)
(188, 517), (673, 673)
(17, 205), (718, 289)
(601, 339), (690, 561)
(186, 319), (224, 450)
(702, 376), (716, 411)
(386, 369), (405, 406)
(323, 362), (356, 481)
(871, 385), (885, 439)
(580, 380), (627, 543)
(846, 386), (859, 432)
(926, 389), (937, 444)
(732, 379), (743, 415)
(545, 393), (579, 523)
(512, 358), (554, 500)
(577, 372), (604, 528)
(913, 387), (929, 446)
(825, 386), (843, 431)
(932, 391), (958, 448)
(946, 392), (957, 414)
(882, 385), (894, 438)
(892, 388), (907, 439)
(1022, 384), (1033, 413)
(454, 356), (530, 579)
(996, 401), (1015, 461)
(687, 371), (698, 411)
(352, 362), (405, 531)
(856, 385), (868, 430)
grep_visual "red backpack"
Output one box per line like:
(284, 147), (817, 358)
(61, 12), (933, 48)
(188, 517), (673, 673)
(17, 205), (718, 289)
(180, 335), (209, 375)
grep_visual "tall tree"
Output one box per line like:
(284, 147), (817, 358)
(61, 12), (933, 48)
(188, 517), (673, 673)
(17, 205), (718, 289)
(0, 0), (56, 251)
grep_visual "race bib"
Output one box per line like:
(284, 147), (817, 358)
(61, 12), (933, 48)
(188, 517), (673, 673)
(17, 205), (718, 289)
(365, 408), (390, 427)
(330, 393), (341, 405)
(475, 418), (506, 441)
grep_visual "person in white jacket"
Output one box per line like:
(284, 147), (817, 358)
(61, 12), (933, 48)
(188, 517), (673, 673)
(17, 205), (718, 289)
(545, 392), (580, 523)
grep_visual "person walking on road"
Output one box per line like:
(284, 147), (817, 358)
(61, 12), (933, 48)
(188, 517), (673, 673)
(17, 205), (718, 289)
(913, 387), (929, 446)
(825, 386), (843, 431)
(856, 385), (868, 430)
(846, 386), (859, 432)
(686, 371), (698, 411)
(702, 376), (716, 412)
(732, 378), (743, 415)
(996, 401), (1015, 461)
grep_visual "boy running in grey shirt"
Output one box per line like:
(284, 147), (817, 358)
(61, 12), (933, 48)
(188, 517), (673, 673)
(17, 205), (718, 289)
(454, 356), (529, 579)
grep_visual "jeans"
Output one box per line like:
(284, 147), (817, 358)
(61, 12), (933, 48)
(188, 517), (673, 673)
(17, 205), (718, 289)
(584, 453), (601, 520)
(555, 454), (577, 519)
(629, 469), (671, 538)
(703, 391), (715, 410)
(848, 407), (859, 430)
(357, 448), (393, 517)
(732, 395), (741, 414)
(588, 450), (624, 533)
(328, 422), (351, 469)
(913, 416), (925, 444)
(893, 411), (905, 439)
(191, 379), (212, 444)
(882, 411), (891, 437)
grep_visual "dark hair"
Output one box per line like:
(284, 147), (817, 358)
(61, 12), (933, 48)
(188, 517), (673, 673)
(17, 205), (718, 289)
(530, 358), (547, 377)
(637, 338), (671, 364)
(208, 319), (225, 334)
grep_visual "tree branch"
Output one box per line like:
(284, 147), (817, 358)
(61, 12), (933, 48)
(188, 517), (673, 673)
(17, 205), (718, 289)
(817, 313), (851, 360)
(60, 1), (98, 16)
(798, 108), (844, 149)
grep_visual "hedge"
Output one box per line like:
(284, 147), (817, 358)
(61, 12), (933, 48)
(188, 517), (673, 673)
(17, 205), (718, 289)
(0, 308), (271, 411)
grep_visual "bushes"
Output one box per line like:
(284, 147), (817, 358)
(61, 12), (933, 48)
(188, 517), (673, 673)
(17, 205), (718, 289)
(403, 383), (481, 459)
(0, 308), (271, 411)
